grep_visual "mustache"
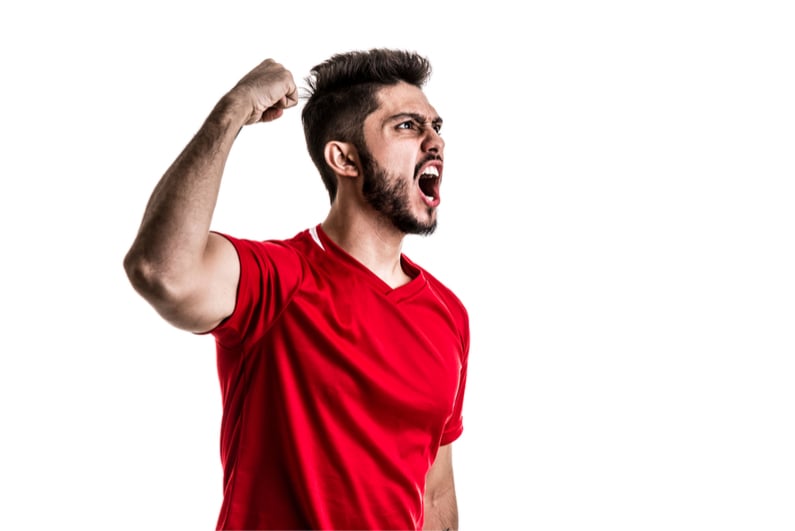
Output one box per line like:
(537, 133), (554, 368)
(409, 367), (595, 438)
(413, 154), (443, 180)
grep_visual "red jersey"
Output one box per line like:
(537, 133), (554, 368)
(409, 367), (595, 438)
(210, 225), (469, 530)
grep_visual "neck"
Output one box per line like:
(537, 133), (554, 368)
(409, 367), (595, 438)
(321, 204), (411, 289)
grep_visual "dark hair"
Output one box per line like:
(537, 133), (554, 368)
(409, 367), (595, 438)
(301, 49), (432, 203)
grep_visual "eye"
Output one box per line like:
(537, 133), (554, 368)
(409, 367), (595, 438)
(432, 123), (442, 134)
(397, 121), (415, 130)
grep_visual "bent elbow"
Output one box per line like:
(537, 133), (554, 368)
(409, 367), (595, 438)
(124, 252), (156, 297)
(123, 250), (180, 305)
(123, 249), (218, 332)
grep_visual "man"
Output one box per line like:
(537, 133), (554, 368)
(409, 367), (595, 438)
(124, 49), (469, 531)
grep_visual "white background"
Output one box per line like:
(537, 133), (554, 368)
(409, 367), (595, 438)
(1, 1), (794, 529)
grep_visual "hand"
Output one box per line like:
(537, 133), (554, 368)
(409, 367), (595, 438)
(227, 59), (298, 125)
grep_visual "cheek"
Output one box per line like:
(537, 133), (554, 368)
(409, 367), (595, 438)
(365, 135), (419, 178)
(382, 148), (418, 178)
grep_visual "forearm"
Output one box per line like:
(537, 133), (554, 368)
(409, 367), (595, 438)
(423, 485), (458, 531)
(125, 96), (248, 286)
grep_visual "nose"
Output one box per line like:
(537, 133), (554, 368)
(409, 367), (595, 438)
(422, 127), (445, 155)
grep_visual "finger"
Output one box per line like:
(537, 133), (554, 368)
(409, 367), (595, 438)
(283, 86), (298, 108)
(272, 92), (297, 111)
(260, 107), (284, 123)
(272, 84), (298, 109)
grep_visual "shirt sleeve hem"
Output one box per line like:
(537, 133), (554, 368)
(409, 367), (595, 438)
(440, 423), (463, 446)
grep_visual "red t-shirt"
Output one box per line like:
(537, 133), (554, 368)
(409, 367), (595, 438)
(210, 225), (469, 530)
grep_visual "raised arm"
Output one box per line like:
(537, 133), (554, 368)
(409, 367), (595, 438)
(123, 59), (297, 333)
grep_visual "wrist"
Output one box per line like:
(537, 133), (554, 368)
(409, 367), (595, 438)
(211, 93), (253, 130)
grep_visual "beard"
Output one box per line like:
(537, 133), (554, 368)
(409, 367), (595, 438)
(359, 147), (438, 236)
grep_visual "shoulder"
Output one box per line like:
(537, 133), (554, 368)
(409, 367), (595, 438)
(416, 263), (471, 361)
(406, 256), (469, 327)
(215, 229), (313, 267)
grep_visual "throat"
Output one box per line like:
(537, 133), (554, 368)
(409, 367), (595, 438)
(319, 218), (412, 288)
(374, 259), (413, 289)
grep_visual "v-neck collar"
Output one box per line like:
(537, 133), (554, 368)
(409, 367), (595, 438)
(309, 224), (427, 301)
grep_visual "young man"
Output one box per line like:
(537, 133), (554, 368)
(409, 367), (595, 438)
(124, 49), (469, 531)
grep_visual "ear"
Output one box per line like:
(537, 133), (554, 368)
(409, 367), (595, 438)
(323, 141), (360, 179)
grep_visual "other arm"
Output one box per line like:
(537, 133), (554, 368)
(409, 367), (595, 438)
(423, 444), (458, 531)
(123, 59), (297, 332)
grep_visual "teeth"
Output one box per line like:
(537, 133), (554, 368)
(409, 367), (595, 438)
(421, 166), (439, 178)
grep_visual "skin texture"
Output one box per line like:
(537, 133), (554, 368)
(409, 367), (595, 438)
(124, 58), (457, 529)
(423, 444), (458, 531)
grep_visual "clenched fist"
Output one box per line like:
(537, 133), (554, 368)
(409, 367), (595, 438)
(226, 59), (298, 125)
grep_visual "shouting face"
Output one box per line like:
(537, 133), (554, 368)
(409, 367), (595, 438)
(359, 82), (445, 236)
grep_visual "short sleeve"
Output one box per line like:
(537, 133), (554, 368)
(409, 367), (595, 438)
(440, 355), (468, 445)
(210, 233), (303, 349)
(440, 308), (469, 446)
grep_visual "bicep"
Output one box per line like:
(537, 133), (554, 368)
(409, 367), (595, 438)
(162, 232), (240, 333)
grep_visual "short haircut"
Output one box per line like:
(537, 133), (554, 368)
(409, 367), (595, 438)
(301, 48), (432, 203)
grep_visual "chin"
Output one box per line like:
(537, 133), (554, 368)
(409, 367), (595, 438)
(398, 217), (437, 236)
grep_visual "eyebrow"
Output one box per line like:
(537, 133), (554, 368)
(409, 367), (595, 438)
(388, 112), (443, 128)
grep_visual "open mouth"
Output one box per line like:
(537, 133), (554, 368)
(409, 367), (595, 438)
(418, 165), (441, 206)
